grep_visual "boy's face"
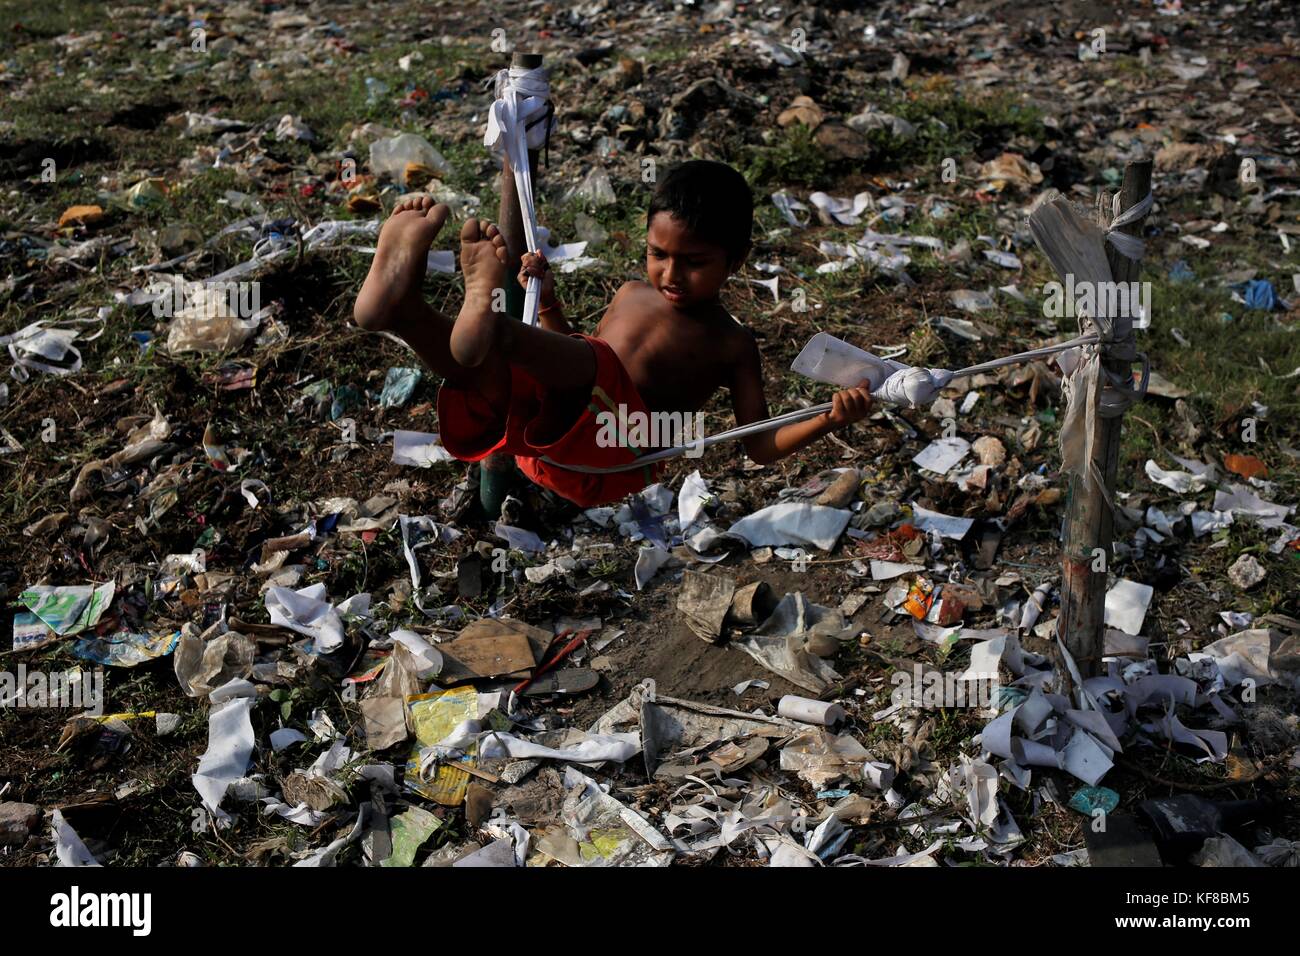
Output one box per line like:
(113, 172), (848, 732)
(646, 212), (737, 309)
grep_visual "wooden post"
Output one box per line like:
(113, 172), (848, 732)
(1058, 158), (1153, 677)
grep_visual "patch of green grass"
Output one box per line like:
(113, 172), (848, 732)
(738, 124), (829, 188)
(3, 71), (103, 141)
(927, 707), (985, 754)
(635, 44), (692, 66)
(241, 40), (484, 139)
(1143, 269), (1299, 429)
(862, 82), (1046, 169)
(0, 0), (111, 44)
(146, 166), (255, 231)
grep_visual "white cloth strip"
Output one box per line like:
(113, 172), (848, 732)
(1104, 191), (1153, 261)
(484, 66), (554, 327)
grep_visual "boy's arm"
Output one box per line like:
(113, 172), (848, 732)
(730, 335), (872, 466)
(538, 300), (573, 336)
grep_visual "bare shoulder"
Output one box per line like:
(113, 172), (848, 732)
(712, 317), (760, 389)
(721, 316), (760, 366)
(612, 280), (653, 302)
(599, 281), (653, 335)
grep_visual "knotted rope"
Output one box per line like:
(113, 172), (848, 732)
(484, 66), (555, 328)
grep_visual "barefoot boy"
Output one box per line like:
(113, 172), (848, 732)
(354, 160), (872, 512)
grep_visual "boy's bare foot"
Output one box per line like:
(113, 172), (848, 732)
(450, 218), (510, 368)
(353, 196), (449, 332)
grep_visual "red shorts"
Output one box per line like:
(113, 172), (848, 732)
(437, 334), (662, 507)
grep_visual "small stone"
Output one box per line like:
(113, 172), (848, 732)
(524, 561), (559, 584)
(777, 95), (824, 129)
(155, 713), (181, 736)
(813, 121), (870, 161)
(930, 397), (957, 420)
(1228, 553), (1266, 590)
(840, 592), (869, 617)
(615, 57), (643, 87)
(0, 802), (41, 847)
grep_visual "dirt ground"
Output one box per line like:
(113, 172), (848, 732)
(2, 0), (1298, 867)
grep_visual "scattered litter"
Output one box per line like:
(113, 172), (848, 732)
(52, 810), (101, 867)
(1104, 579), (1154, 636)
(677, 570), (736, 644)
(6, 4), (1296, 874)
(727, 503), (851, 551)
(392, 431), (454, 468)
(1145, 459), (1210, 494)
(778, 695), (847, 728)
(192, 680), (258, 823)
(913, 438), (970, 476)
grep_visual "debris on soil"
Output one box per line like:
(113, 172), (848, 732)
(1, 0), (1298, 872)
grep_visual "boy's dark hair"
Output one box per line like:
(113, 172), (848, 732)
(646, 160), (753, 264)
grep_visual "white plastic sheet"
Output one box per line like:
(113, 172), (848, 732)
(478, 730), (641, 764)
(52, 809), (101, 867)
(192, 679), (258, 821)
(265, 583), (369, 654)
(1104, 579), (1154, 635)
(391, 430), (454, 468)
(727, 502), (850, 551)
(791, 332), (954, 406)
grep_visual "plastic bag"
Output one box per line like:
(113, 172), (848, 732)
(369, 134), (451, 181)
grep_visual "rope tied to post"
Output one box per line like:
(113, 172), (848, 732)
(484, 65), (556, 328)
(551, 187), (1158, 479)
(542, 332), (1102, 475)
(1103, 191), (1154, 263)
(1028, 190), (1154, 511)
(1086, 190), (1154, 419)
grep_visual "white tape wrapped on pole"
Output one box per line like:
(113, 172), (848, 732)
(484, 66), (554, 326)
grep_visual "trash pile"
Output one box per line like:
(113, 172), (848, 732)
(2, 0), (1298, 867)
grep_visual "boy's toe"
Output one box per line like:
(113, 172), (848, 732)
(460, 218), (481, 242)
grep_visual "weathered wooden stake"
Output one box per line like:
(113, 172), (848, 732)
(1058, 158), (1153, 677)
